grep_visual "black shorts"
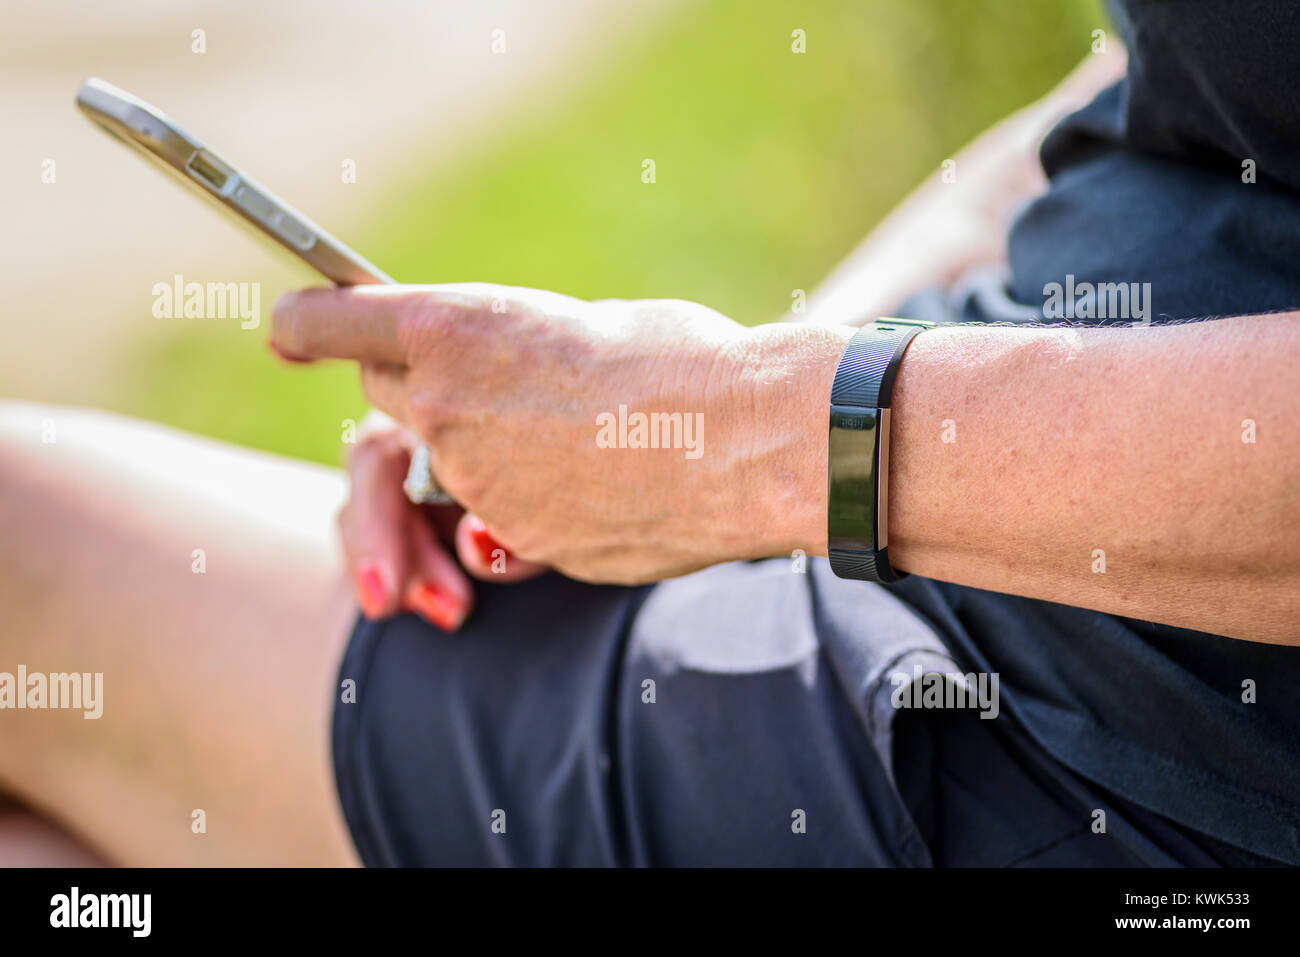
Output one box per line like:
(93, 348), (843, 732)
(331, 558), (1224, 866)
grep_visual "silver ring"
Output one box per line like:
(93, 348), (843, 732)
(403, 443), (455, 506)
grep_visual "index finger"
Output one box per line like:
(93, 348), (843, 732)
(271, 286), (410, 364)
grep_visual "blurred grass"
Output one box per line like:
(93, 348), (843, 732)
(117, 0), (1104, 465)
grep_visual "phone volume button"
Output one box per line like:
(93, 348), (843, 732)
(270, 211), (315, 251)
(234, 184), (274, 221)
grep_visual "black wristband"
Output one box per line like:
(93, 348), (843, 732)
(827, 318), (934, 583)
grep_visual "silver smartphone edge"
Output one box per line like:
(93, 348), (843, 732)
(75, 77), (395, 287)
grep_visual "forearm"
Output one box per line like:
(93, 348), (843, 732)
(753, 315), (1300, 644)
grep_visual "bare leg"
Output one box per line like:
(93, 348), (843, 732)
(0, 401), (359, 865)
(0, 802), (105, 867)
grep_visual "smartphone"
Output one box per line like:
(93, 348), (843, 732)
(76, 77), (394, 286)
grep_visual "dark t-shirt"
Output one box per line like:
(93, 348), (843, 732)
(892, 0), (1300, 864)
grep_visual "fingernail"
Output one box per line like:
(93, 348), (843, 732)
(403, 581), (467, 632)
(466, 515), (510, 567)
(354, 561), (390, 618)
(267, 339), (310, 364)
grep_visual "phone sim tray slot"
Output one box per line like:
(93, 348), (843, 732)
(186, 149), (234, 194)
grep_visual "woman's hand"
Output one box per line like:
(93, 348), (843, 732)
(273, 284), (851, 584)
(338, 411), (547, 630)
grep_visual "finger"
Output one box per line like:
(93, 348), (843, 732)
(355, 414), (466, 542)
(271, 286), (410, 364)
(454, 512), (549, 583)
(425, 500), (467, 545)
(356, 407), (402, 439)
(400, 511), (475, 632)
(340, 435), (414, 618)
(359, 363), (409, 424)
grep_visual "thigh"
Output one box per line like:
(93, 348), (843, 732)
(334, 560), (928, 866)
(334, 571), (646, 866)
(0, 402), (357, 865)
(617, 561), (931, 865)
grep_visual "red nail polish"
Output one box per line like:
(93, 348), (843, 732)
(354, 562), (389, 618)
(403, 582), (466, 632)
(466, 516), (509, 567)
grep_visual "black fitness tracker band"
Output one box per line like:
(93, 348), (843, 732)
(827, 317), (935, 583)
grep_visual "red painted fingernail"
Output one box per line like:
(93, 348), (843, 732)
(354, 561), (389, 618)
(466, 515), (510, 567)
(403, 582), (467, 632)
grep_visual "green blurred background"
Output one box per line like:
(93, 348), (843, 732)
(114, 0), (1105, 465)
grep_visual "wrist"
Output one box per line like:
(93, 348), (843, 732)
(727, 321), (855, 561)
